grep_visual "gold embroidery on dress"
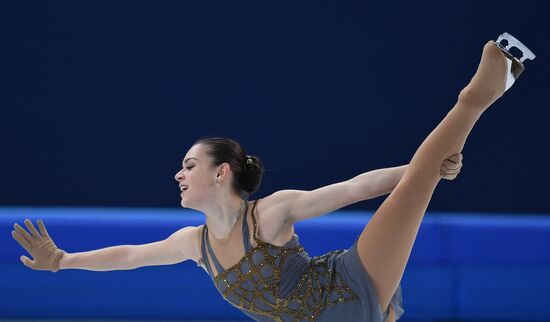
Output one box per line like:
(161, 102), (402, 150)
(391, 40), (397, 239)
(207, 199), (359, 322)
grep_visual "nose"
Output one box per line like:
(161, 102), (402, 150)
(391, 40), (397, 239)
(174, 169), (184, 182)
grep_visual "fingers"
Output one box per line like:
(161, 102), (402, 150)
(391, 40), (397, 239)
(13, 222), (33, 243)
(441, 165), (461, 180)
(24, 219), (42, 238)
(441, 161), (462, 173)
(441, 171), (459, 180)
(441, 165), (461, 175)
(447, 153), (463, 163)
(20, 255), (36, 269)
(442, 154), (463, 169)
(441, 154), (463, 180)
(12, 230), (32, 254)
(441, 154), (462, 171)
(37, 220), (51, 239)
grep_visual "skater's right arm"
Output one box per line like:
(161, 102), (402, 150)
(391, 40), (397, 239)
(12, 219), (196, 272)
(61, 226), (195, 271)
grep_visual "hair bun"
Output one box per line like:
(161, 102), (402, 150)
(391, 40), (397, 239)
(240, 154), (263, 194)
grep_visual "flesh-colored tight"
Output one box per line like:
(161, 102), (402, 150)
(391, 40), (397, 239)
(356, 41), (509, 313)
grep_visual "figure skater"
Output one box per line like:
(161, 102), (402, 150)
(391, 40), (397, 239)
(11, 33), (535, 322)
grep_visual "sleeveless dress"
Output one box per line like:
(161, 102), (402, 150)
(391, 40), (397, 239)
(198, 199), (404, 322)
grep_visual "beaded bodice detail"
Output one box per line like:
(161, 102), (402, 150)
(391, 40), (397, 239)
(199, 199), (359, 322)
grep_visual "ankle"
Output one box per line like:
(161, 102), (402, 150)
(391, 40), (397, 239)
(457, 86), (480, 108)
(457, 84), (500, 110)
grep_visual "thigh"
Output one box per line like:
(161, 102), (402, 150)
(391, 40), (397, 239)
(357, 173), (439, 311)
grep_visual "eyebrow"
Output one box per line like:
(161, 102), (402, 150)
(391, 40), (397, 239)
(184, 157), (198, 163)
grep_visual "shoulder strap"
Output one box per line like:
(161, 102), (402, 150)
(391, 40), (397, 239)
(197, 226), (204, 267)
(250, 199), (263, 244)
(241, 201), (252, 252)
(202, 224), (224, 278)
(199, 225), (212, 276)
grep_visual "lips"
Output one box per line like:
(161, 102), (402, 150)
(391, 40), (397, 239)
(179, 185), (188, 196)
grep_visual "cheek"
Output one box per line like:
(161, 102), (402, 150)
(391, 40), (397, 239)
(191, 171), (216, 190)
(188, 179), (216, 202)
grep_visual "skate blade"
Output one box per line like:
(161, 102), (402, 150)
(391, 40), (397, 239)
(492, 32), (536, 90)
(495, 32), (536, 63)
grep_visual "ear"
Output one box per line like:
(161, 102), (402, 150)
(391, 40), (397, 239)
(217, 163), (232, 180)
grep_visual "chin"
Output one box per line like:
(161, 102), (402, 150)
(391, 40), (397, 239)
(180, 198), (196, 210)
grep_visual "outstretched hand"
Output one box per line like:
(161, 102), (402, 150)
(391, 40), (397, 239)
(440, 153), (463, 180)
(11, 219), (65, 272)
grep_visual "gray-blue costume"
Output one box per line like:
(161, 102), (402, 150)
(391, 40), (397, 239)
(199, 199), (404, 321)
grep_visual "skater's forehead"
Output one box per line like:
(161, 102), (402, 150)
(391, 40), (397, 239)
(182, 144), (207, 164)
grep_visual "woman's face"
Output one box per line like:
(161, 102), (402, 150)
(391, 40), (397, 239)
(174, 144), (218, 209)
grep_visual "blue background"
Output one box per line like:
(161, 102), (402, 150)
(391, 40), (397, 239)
(2, 2), (550, 321)
(2, 209), (549, 321)
(1, 1), (549, 213)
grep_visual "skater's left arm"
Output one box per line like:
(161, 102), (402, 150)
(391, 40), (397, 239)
(274, 154), (462, 224)
(355, 153), (463, 198)
(351, 165), (409, 200)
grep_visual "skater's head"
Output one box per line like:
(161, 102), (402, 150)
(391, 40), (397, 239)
(174, 137), (264, 209)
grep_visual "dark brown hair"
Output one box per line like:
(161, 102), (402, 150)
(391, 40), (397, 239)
(194, 137), (264, 198)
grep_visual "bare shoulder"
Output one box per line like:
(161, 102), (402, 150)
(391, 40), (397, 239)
(257, 190), (302, 218)
(168, 225), (202, 264)
(252, 191), (299, 246)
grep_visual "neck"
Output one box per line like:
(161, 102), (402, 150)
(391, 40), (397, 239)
(204, 195), (245, 242)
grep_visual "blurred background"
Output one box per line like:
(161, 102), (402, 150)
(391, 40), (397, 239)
(1, 1), (549, 321)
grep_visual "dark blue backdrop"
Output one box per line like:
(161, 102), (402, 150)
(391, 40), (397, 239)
(2, 1), (549, 213)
